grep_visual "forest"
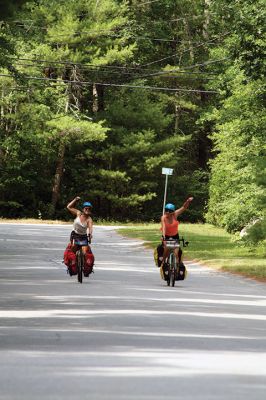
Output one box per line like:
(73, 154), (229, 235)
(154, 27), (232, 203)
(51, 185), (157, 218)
(0, 0), (265, 242)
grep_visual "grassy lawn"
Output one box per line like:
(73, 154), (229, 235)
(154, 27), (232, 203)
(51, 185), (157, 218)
(0, 218), (70, 224)
(118, 223), (266, 281)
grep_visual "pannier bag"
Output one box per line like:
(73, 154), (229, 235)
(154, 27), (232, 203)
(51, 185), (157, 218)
(160, 262), (187, 281)
(84, 247), (95, 277)
(154, 243), (164, 267)
(63, 243), (95, 277)
(161, 262), (169, 280)
(64, 243), (77, 275)
(176, 262), (187, 281)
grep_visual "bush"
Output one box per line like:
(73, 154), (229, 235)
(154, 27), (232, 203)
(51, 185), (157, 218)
(240, 217), (266, 245)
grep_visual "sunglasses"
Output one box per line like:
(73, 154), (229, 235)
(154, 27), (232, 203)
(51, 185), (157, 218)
(84, 207), (91, 210)
(165, 209), (173, 213)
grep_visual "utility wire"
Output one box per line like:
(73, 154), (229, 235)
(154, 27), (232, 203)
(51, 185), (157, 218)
(0, 73), (219, 94)
(139, 32), (230, 67)
(171, 12), (218, 22)
(137, 57), (229, 74)
(46, 30), (222, 45)
(14, 62), (132, 77)
(8, 56), (220, 76)
(13, 62), (215, 81)
(11, 20), (230, 45)
(136, 0), (163, 6)
(134, 68), (216, 80)
(10, 10), (218, 25)
(180, 57), (229, 70)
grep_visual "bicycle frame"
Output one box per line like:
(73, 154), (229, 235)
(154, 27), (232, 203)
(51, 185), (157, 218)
(164, 240), (180, 287)
(73, 238), (87, 284)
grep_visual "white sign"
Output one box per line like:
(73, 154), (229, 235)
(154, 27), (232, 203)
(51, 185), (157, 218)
(162, 167), (173, 175)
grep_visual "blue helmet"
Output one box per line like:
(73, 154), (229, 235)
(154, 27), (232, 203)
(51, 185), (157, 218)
(82, 201), (92, 208)
(165, 203), (175, 212)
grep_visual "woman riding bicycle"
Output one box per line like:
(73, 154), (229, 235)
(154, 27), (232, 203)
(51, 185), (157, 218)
(66, 196), (94, 276)
(160, 197), (193, 275)
(67, 196), (93, 247)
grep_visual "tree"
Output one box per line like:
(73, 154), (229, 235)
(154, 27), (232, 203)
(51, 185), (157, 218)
(47, 115), (108, 215)
(202, 0), (266, 233)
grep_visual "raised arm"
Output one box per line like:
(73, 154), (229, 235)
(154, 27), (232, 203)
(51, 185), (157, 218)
(174, 197), (193, 218)
(67, 196), (81, 217)
(160, 215), (166, 238)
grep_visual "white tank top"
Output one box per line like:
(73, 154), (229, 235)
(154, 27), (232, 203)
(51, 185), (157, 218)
(73, 215), (87, 235)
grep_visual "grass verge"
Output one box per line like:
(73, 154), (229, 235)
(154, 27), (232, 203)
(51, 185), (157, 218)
(0, 218), (69, 224)
(118, 223), (266, 281)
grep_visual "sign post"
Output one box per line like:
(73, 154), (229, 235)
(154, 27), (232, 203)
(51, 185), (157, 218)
(162, 167), (173, 215)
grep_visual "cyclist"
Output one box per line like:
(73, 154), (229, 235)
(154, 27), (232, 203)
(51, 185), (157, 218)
(160, 197), (193, 278)
(66, 196), (93, 276)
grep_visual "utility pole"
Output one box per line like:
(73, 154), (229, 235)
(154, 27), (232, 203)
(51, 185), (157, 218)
(162, 167), (173, 215)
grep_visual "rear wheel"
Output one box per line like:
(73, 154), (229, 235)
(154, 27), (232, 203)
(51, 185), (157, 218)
(76, 250), (83, 284)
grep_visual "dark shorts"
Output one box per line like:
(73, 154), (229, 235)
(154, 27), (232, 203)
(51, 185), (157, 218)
(70, 231), (88, 246)
(165, 234), (179, 240)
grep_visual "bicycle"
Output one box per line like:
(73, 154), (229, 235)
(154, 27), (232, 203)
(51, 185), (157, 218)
(163, 237), (189, 287)
(73, 236), (91, 284)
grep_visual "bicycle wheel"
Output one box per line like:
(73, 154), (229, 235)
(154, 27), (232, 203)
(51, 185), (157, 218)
(169, 253), (176, 287)
(76, 250), (83, 284)
(167, 268), (170, 286)
(164, 260), (170, 286)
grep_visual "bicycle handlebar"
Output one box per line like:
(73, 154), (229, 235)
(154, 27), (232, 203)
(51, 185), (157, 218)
(179, 237), (189, 247)
(162, 236), (189, 247)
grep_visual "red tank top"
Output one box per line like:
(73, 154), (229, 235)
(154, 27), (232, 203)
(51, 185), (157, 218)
(164, 217), (179, 236)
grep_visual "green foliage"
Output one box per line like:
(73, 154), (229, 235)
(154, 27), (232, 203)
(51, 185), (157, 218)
(242, 218), (266, 246)
(199, 0), (266, 237)
(1, 0), (264, 230)
(205, 74), (265, 232)
(210, 0), (266, 79)
(47, 116), (108, 143)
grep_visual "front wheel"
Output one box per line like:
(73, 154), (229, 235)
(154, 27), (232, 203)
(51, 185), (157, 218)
(76, 250), (83, 284)
(169, 254), (176, 287)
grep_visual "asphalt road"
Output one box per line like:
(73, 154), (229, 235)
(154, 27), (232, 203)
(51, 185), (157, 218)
(0, 223), (265, 400)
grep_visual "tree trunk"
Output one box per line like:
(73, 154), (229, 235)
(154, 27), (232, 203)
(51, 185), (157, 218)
(197, 0), (212, 168)
(51, 137), (65, 215)
(203, 0), (211, 40)
(92, 83), (104, 113)
(174, 103), (181, 134)
(92, 84), (98, 113)
(183, 19), (195, 64)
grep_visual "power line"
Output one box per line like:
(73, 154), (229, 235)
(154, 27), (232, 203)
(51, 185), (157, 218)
(10, 57), (136, 70)
(136, 0), (163, 6)
(139, 57), (229, 73)
(139, 32), (230, 67)
(180, 57), (229, 70)
(48, 31), (179, 43)
(56, 29), (220, 44)
(14, 62), (132, 77)
(0, 73), (219, 94)
(13, 62), (215, 82)
(134, 68), (216, 80)
(140, 53), (228, 69)
(140, 51), (190, 68)
(8, 56), (220, 77)
(12, 21), (178, 43)
(11, 20), (230, 45)
(170, 12), (218, 23)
